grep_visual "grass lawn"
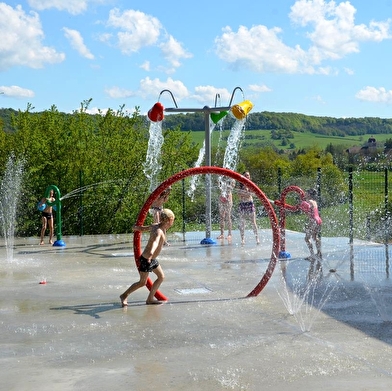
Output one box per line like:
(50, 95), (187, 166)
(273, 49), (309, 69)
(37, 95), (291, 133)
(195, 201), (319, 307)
(189, 128), (389, 151)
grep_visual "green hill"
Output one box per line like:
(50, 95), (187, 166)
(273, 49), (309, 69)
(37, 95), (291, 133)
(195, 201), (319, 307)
(190, 128), (389, 152)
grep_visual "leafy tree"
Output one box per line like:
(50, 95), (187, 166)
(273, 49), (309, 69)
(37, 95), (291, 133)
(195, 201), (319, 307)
(239, 146), (290, 197)
(1, 100), (198, 236)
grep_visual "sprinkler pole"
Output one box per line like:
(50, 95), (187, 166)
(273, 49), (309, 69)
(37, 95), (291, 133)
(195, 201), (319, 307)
(162, 87), (253, 244)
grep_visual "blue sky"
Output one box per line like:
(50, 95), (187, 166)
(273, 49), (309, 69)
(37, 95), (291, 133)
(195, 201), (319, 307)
(1, 0), (392, 118)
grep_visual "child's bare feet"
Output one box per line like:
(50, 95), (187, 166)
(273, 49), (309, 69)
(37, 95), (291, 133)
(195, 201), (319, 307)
(40, 241), (44, 245)
(146, 299), (166, 305)
(217, 234), (224, 239)
(120, 294), (128, 307)
(49, 240), (53, 244)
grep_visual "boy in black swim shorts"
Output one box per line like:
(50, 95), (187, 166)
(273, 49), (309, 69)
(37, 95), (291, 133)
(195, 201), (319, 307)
(138, 255), (159, 272)
(120, 208), (175, 306)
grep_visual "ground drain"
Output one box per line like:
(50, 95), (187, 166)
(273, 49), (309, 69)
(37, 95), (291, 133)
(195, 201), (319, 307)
(174, 287), (212, 295)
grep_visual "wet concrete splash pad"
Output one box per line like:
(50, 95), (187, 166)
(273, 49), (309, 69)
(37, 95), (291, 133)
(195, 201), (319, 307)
(1, 232), (392, 390)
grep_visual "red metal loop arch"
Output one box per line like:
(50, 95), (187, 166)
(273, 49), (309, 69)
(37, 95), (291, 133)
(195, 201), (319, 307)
(133, 166), (280, 300)
(274, 185), (305, 257)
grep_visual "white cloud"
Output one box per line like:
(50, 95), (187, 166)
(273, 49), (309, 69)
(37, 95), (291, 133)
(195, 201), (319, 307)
(105, 86), (134, 99)
(311, 94), (326, 104)
(214, 0), (391, 75)
(317, 66), (336, 75)
(140, 61), (151, 71)
(84, 107), (108, 115)
(63, 28), (94, 59)
(138, 77), (189, 102)
(104, 78), (190, 105)
(355, 86), (392, 103)
(248, 84), (272, 93)
(215, 25), (305, 74)
(344, 67), (354, 75)
(106, 9), (162, 54)
(0, 85), (35, 98)
(28, 0), (89, 15)
(103, 9), (190, 72)
(290, 0), (391, 61)
(190, 86), (231, 105)
(97, 33), (112, 44)
(84, 106), (137, 116)
(159, 35), (192, 69)
(0, 4), (65, 71)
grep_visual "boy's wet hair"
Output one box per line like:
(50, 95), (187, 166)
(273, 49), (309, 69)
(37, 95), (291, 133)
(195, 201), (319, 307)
(160, 208), (175, 221)
(161, 186), (172, 195)
(306, 188), (317, 198)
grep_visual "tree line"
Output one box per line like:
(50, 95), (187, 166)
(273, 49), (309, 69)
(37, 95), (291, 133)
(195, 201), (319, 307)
(142, 110), (392, 136)
(3, 107), (392, 136)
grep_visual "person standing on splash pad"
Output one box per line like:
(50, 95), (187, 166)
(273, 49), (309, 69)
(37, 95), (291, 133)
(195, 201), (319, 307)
(217, 178), (235, 240)
(38, 189), (55, 245)
(300, 188), (322, 262)
(238, 171), (260, 245)
(120, 208), (175, 306)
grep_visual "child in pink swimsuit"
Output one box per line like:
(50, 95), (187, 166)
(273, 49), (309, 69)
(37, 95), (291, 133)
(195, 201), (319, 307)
(299, 188), (322, 261)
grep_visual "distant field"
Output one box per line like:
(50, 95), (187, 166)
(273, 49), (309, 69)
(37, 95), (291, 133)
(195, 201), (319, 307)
(189, 129), (389, 151)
